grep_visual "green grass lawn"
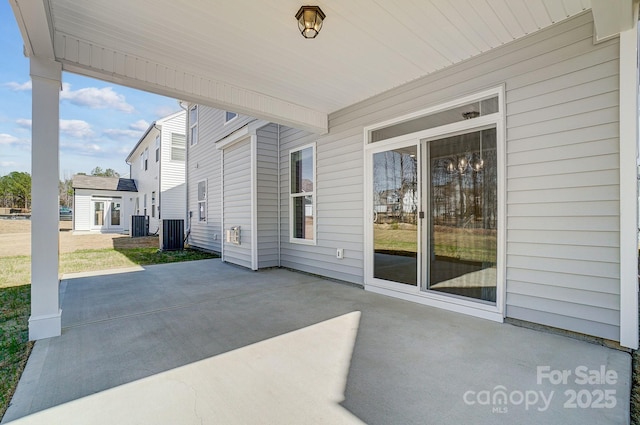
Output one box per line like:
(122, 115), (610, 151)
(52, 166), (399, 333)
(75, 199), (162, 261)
(374, 225), (497, 263)
(0, 247), (217, 420)
(0, 248), (218, 289)
(0, 284), (30, 420)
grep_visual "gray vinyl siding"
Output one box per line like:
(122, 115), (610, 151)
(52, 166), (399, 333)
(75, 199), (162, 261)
(159, 112), (186, 221)
(279, 127), (365, 283)
(187, 108), (254, 253)
(280, 12), (619, 340)
(256, 124), (279, 268)
(222, 139), (253, 269)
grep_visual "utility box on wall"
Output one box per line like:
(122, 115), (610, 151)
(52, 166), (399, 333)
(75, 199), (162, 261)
(161, 219), (184, 251)
(226, 226), (241, 245)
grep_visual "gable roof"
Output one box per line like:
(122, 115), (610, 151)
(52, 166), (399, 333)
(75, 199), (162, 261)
(72, 175), (138, 192)
(125, 110), (185, 163)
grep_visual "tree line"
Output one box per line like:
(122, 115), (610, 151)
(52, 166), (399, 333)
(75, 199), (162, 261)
(1, 167), (120, 210)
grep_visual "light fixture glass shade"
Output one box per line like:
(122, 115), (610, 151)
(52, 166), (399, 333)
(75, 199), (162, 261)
(296, 6), (326, 39)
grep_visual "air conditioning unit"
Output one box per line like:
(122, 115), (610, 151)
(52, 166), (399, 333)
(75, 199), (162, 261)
(131, 215), (148, 237)
(161, 219), (184, 251)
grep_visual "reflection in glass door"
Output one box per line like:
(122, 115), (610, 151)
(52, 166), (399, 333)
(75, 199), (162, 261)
(425, 128), (497, 302)
(372, 146), (418, 285)
(92, 198), (123, 231)
(110, 201), (121, 226)
(94, 201), (105, 227)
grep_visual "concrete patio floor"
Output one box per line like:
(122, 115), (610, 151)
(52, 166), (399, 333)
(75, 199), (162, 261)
(2, 259), (631, 424)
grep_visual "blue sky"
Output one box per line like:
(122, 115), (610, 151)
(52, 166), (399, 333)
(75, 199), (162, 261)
(0, 1), (180, 179)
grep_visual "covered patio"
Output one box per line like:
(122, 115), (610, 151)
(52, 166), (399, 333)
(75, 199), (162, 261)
(2, 260), (631, 424)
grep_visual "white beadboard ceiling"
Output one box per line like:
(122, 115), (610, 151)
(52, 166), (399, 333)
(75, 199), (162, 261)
(13, 0), (598, 132)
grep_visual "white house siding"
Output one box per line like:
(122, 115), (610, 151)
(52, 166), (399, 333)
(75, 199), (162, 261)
(222, 138), (253, 269)
(279, 12), (620, 340)
(129, 126), (162, 234)
(72, 188), (134, 232)
(256, 124), (279, 268)
(159, 112), (186, 222)
(73, 190), (92, 231)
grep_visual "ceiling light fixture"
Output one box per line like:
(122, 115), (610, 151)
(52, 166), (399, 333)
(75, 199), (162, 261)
(296, 6), (326, 39)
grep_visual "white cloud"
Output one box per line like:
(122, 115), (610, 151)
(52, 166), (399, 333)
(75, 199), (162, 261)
(16, 119), (32, 128)
(5, 81), (32, 91)
(0, 133), (21, 145)
(60, 141), (103, 154)
(15, 118), (94, 138)
(60, 120), (94, 138)
(103, 119), (149, 140)
(0, 161), (18, 167)
(61, 83), (135, 113)
(103, 129), (143, 139)
(130, 119), (149, 131)
(154, 105), (179, 118)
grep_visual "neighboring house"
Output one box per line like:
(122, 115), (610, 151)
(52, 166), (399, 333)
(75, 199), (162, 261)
(186, 12), (631, 346)
(126, 110), (187, 235)
(71, 175), (137, 233)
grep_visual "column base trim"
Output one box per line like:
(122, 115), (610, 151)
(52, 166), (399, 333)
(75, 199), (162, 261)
(29, 309), (62, 340)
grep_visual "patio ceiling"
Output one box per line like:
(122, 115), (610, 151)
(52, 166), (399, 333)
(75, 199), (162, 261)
(9, 0), (634, 133)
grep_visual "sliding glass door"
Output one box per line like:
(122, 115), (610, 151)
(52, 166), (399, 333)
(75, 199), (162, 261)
(369, 128), (497, 304)
(372, 146), (418, 286)
(425, 128), (497, 303)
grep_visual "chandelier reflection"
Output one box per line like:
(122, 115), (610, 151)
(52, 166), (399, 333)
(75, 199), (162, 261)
(447, 153), (484, 174)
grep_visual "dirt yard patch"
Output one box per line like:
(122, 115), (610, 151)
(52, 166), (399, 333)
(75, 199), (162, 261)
(0, 219), (158, 257)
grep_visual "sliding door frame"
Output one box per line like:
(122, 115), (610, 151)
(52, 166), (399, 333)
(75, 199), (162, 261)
(363, 86), (506, 322)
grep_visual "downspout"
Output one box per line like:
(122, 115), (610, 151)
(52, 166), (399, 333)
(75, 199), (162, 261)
(277, 124), (281, 267)
(155, 124), (161, 236)
(178, 100), (190, 243)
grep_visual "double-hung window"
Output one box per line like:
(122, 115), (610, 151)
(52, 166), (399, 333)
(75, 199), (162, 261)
(189, 105), (198, 146)
(155, 135), (160, 162)
(171, 133), (186, 161)
(151, 191), (156, 218)
(197, 180), (207, 222)
(290, 144), (315, 243)
(144, 148), (149, 171)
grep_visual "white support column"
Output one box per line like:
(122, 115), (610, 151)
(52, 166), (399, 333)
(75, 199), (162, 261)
(29, 57), (62, 340)
(619, 4), (639, 350)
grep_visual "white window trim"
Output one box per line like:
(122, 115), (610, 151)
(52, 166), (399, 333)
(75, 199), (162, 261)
(170, 132), (186, 162)
(223, 111), (238, 125)
(289, 142), (316, 245)
(197, 179), (207, 222)
(189, 105), (199, 146)
(155, 135), (160, 162)
(363, 85), (506, 322)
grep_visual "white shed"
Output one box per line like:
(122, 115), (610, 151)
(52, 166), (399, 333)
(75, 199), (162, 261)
(72, 175), (137, 233)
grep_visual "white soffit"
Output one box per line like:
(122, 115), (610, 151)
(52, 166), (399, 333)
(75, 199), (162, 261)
(13, 0), (593, 133)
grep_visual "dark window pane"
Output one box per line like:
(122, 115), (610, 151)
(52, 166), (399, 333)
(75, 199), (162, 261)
(293, 195), (313, 240)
